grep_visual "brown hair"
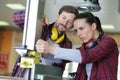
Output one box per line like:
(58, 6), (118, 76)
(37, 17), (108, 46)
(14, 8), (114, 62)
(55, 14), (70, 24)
(58, 5), (79, 16)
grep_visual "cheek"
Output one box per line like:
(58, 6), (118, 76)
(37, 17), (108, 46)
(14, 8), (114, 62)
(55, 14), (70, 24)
(83, 30), (92, 42)
(66, 24), (73, 29)
(87, 33), (93, 40)
(83, 29), (90, 36)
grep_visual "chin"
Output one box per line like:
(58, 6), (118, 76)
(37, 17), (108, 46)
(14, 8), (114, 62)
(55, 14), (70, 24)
(60, 29), (65, 32)
(83, 40), (87, 43)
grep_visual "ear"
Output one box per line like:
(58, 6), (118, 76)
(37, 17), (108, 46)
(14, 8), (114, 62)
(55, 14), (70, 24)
(91, 23), (97, 30)
(55, 14), (59, 20)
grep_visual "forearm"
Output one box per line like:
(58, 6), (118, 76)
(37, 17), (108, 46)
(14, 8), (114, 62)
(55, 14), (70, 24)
(54, 47), (82, 63)
(48, 45), (56, 55)
(36, 39), (82, 63)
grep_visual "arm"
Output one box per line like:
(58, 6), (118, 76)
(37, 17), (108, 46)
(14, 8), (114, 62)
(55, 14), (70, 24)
(80, 36), (119, 64)
(53, 36), (72, 73)
(55, 47), (81, 63)
(35, 39), (82, 63)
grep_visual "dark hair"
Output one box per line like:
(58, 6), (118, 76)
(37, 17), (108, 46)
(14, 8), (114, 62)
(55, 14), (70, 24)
(94, 16), (104, 34)
(58, 5), (79, 16)
(74, 12), (104, 33)
(74, 12), (96, 25)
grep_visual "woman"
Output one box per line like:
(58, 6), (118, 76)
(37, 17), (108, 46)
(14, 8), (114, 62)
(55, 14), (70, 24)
(35, 12), (119, 80)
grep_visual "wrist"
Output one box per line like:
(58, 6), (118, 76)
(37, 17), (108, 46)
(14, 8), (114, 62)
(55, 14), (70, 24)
(49, 45), (56, 55)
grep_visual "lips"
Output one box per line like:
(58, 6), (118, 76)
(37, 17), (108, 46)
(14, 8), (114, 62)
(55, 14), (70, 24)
(80, 37), (85, 41)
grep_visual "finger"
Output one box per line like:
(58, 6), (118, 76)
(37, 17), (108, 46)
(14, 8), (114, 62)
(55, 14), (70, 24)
(36, 39), (44, 44)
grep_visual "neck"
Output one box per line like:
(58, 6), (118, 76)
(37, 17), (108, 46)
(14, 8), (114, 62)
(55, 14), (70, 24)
(93, 31), (100, 40)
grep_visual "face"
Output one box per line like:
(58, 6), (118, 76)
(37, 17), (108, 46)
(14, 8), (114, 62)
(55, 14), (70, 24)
(73, 19), (96, 43)
(55, 11), (76, 32)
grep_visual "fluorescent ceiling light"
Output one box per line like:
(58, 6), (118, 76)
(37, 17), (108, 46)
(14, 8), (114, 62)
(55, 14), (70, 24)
(6, 3), (25, 10)
(0, 21), (9, 26)
(102, 25), (114, 29)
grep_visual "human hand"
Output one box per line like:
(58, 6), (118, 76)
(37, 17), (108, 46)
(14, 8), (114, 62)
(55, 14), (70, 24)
(42, 15), (49, 26)
(35, 39), (56, 55)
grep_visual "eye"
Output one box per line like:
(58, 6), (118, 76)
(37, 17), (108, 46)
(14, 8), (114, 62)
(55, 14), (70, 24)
(68, 20), (73, 24)
(79, 27), (85, 30)
(62, 16), (66, 20)
(74, 29), (77, 32)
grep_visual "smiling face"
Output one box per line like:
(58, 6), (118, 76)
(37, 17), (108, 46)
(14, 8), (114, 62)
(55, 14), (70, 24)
(73, 19), (97, 43)
(55, 11), (76, 32)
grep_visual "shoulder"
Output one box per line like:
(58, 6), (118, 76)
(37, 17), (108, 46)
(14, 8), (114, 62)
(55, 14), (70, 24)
(102, 35), (116, 42)
(100, 35), (117, 47)
(64, 34), (72, 43)
(60, 34), (72, 48)
(49, 22), (55, 28)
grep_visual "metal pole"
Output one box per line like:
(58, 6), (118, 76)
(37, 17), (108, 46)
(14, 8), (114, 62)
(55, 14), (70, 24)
(22, 0), (39, 50)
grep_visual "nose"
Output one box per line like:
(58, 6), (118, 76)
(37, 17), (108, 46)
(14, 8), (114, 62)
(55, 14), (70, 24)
(76, 30), (82, 37)
(62, 19), (68, 26)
